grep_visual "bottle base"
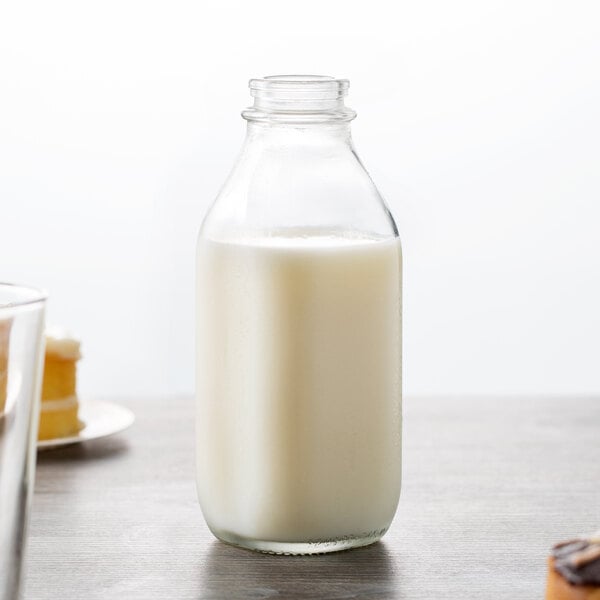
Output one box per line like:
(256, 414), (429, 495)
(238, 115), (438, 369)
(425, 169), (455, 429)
(211, 527), (388, 555)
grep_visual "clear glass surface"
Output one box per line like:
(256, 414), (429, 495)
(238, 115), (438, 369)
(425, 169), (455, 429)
(196, 76), (402, 554)
(0, 284), (46, 599)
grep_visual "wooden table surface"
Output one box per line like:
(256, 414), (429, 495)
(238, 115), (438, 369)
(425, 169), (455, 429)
(25, 396), (600, 599)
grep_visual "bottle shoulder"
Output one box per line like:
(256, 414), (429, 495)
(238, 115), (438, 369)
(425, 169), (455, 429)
(199, 131), (398, 242)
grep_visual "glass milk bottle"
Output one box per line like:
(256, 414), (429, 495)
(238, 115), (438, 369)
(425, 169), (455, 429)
(196, 75), (402, 554)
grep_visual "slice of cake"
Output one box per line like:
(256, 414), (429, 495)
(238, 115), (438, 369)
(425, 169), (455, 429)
(38, 329), (83, 441)
(546, 532), (600, 600)
(0, 319), (11, 414)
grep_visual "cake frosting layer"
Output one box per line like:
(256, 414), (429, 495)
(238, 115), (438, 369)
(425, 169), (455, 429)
(40, 395), (78, 412)
(552, 532), (600, 586)
(45, 328), (81, 360)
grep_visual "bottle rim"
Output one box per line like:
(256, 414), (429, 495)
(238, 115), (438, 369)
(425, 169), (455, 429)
(243, 75), (356, 124)
(249, 75), (349, 99)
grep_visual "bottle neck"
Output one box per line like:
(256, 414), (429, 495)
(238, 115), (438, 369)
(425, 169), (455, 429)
(245, 120), (353, 146)
(241, 75), (356, 126)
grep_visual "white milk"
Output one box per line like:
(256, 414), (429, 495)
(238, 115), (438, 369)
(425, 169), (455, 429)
(196, 230), (402, 543)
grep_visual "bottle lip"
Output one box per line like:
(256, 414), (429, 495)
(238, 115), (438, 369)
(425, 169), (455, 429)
(249, 75), (350, 99)
(243, 75), (356, 124)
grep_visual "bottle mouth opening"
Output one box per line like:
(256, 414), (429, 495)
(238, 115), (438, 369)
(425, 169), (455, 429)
(249, 75), (350, 101)
(244, 75), (356, 123)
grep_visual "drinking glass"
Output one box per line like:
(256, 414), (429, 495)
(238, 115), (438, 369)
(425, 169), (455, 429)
(0, 283), (46, 600)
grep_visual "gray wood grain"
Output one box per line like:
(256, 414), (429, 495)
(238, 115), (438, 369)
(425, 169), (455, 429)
(24, 396), (600, 599)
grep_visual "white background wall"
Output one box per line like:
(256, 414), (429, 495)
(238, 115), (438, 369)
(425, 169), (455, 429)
(1, 0), (599, 398)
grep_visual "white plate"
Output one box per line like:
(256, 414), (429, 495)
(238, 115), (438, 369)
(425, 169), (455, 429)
(37, 399), (135, 450)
